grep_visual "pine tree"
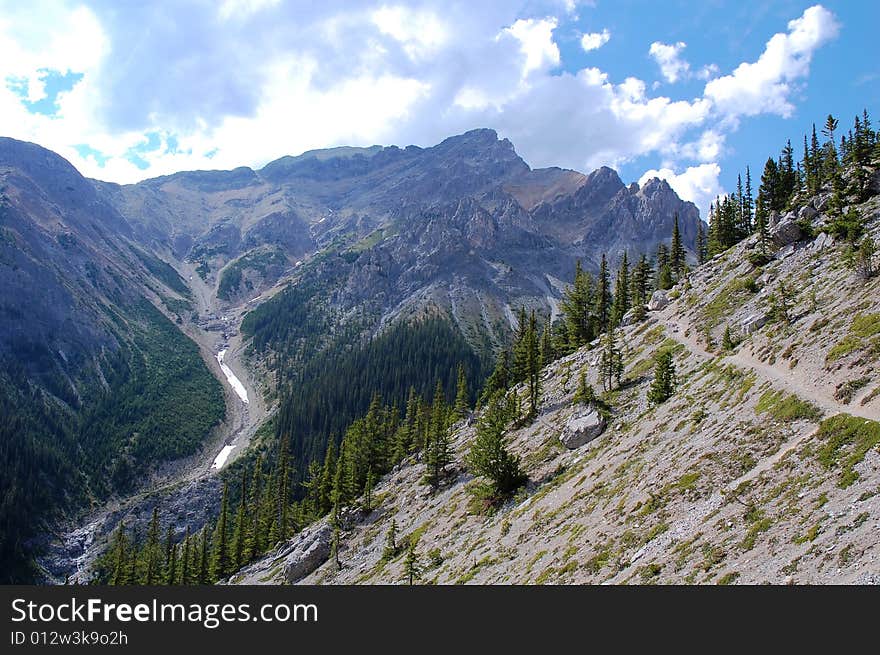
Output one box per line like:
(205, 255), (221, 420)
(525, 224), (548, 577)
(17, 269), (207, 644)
(180, 527), (191, 585)
(743, 166), (754, 232)
(211, 481), (231, 581)
(109, 522), (130, 586)
(599, 326), (623, 392)
(539, 317), (554, 367)
(647, 350), (676, 405)
(696, 222), (707, 264)
(670, 214), (686, 279)
(163, 525), (177, 585)
(141, 508), (162, 585)
(466, 392), (525, 498)
(383, 519), (398, 560)
(404, 535), (421, 585)
(722, 325), (736, 351)
(363, 466), (375, 512)
(480, 350), (510, 405)
(572, 369), (596, 406)
(854, 236), (875, 282)
(425, 381), (452, 488)
(561, 260), (595, 348)
(525, 310), (541, 420)
(612, 251), (630, 325)
(595, 253), (611, 334)
(231, 474), (248, 570)
(453, 363), (469, 419)
(197, 527), (210, 584)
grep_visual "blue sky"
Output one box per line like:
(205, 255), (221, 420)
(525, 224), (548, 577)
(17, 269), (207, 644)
(0, 0), (876, 217)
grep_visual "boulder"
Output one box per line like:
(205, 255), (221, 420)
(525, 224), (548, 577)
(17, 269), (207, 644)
(559, 408), (607, 449)
(810, 232), (834, 251)
(647, 290), (668, 311)
(814, 193), (832, 213)
(282, 522), (332, 583)
(770, 215), (802, 247)
(797, 205), (819, 224)
(620, 308), (639, 326)
(869, 169), (880, 196)
(741, 313), (767, 335)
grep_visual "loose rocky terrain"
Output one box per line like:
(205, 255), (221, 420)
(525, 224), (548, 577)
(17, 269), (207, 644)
(234, 192), (880, 585)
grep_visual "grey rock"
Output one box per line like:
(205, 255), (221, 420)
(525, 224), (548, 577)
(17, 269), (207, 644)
(620, 308), (638, 326)
(559, 408), (607, 449)
(282, 522), (332, 583)
(797, 205), (819, 223)
(811, 232), (834, 251)
(869, 169), (880, 196)
(770, 215), (803, 247)
(815, 193), (832, 212)
(647, 290), (669, 311)
(741, 313), (767, 335)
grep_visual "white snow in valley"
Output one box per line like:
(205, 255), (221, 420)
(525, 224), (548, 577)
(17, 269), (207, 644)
(211, 444), (235, 469)
(216, 349), (249, 404)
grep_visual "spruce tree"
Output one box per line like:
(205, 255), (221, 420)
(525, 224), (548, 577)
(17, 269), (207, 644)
(383, 519), (398, 560)
(696, 222), (707, 264)
(480, 350), (510, 405)
(141, 508), (162, 585)
(525, 310), (541, 420)
(466, 392), (525, 498)
(425, 381), (452, 488)
(670, 214), (686, 279)
(595, 253), (611, 334)
(599, 326), (623, 392)
(404, 535), (421, 585)
(453, 363), (469, 419)
(539, 318), (554, 366)
(197, 527), (210, 584)
(561, 260), (595, 348)
(180, 527), (191, 585)
(163, 525), (176, 585)
(722, 325), (736, 351)
(647, 350), (676, 405)
(572, 369), (596, 406)
(211, 481), (231, 581)
(109, 522), (130, 586)
(612, 251), (630, 325)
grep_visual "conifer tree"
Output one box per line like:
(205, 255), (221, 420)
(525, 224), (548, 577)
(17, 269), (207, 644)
(383, 519), (398, 560)
(572, 370), (596, 406)
(163, 525), (177, 585)
(595, 253), (611, 334)
(211, 481), (231, 581)
(231, 477), (247, 571)
(197, 527), (210, 584)
(109, 522), (130, 586)
(453, 363), (469, 419)
(425, 381), (452, 488)
(696, 222), (707, 264)
(539, 318), (554, 367)
(599, 326), (623, 392)
(180, 527), (191, 585)
(512, 306), (529, 384)
(480, 350), (510, 405)
(647, 350), (676, 405)
(141, 508), (162, 585)
(722, 325), (736, 351)
(561, 260), (595, 348)
(525, 310), (541, 420)
(670, 215), (686, 279)
(612, 251), (630, 324)
(854, 236), (876, 282)
(404, 536), (421, 585)
(743, 166), (754, 232)
(363, 467), (375, 513)
(466, 392), (525, 498)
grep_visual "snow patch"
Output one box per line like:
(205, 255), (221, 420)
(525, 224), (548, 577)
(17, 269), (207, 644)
(211, 444), (236, 470)
(216, 349), (249, 404)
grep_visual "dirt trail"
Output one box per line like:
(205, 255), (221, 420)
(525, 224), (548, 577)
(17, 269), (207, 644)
(658, 309), (880, 423)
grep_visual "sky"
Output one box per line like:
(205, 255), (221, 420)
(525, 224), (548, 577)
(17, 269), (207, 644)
(1, 0), (877, 218)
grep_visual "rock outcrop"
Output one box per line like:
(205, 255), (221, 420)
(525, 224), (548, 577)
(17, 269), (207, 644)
(648, 290), (669, 311)
(770, 212), (803, 247)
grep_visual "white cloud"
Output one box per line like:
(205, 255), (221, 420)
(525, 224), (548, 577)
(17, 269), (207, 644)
(372, 5), (448, 61)
(703, 4), (840, 119)
(503, 17), (560, 77)
(649, 41), (690, 83)
(580, 28), (610, 52)
(0, 1), (840, 212)
(639, 163), (724, 219)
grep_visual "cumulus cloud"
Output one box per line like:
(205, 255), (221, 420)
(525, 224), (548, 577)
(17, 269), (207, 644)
(0, 1), (840, 213)
(703, 4), (840, 119)
(580, 28), (610, 51)
(649, 41), (690, 83)
(639, 163), (724, 219)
